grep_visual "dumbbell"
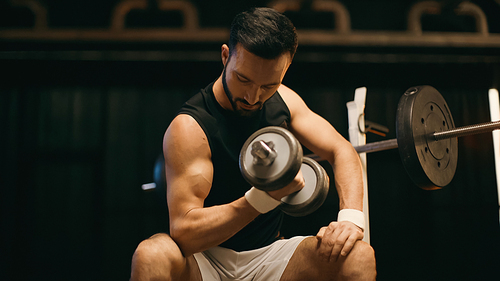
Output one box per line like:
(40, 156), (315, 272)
(239, 126), (330, 217)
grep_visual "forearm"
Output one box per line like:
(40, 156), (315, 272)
(170, 197), (260, 257)
(330, 146), (364, 211)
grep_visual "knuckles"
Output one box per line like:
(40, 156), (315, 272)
(314, 221), (365, 261)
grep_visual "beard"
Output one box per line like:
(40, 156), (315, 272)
(221, 62), (263, 118)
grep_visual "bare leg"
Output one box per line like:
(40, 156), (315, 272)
(280, 237), (376, 281)
(130, 233), (202, 281)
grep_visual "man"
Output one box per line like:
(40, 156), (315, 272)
(131, 7), (376, 281)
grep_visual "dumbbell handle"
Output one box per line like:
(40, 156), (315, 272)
(251, 140), (277, 166)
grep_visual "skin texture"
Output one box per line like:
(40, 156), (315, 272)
(130, 44), (376, 281)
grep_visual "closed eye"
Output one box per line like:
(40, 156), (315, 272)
(236, 74), (250, 83)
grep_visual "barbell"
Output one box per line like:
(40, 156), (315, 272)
(308, 85), (500, 190)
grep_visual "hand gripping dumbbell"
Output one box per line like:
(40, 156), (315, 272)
(239, 126), (330, 217)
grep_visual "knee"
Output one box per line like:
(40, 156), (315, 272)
(341, 241), (377, 280)
(133, 233), (186, 266)
(131, 233), (186, 281)
(349, 241), (376, 265)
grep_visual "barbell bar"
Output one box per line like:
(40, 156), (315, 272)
(338, 120), (500, 154)
(352, 139), (398, 154)
(306, 120), (500, 163)
(432, 121), (500, 141)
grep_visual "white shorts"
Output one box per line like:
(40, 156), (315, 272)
(193, 236), (307, 281)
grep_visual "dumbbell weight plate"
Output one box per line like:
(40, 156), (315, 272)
(239, 126), (303, 191)
(280, 157), (330, 217)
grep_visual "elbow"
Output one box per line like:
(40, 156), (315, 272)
(169, 225), (197, 257)
(329, 143), (362, 167)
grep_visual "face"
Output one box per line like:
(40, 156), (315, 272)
(221, 44), (291, 117)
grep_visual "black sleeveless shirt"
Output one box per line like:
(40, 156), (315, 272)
(177, 82), (291, 251)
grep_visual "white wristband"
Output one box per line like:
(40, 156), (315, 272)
(338, 209), (365, 231)
(245, 187), (281, 214)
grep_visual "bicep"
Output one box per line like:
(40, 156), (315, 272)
(279, 85), (353, 163)
(292, 109), (350, 162)
(163, 115), (213, 220)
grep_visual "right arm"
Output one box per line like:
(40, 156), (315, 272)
(164, 114), (261, 257)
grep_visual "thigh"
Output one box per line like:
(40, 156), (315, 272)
(196, 237), (306, 281)
(280, 237), (335, 281)
(193, 252), (221, 281)
(183, 255), (204, 281)
(280, 237), (376, 281)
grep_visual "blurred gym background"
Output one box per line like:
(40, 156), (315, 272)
(1, 0), (500, 280)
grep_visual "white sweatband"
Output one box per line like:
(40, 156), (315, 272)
(245, 187), (281, 214)
(338, 209), (365, 231)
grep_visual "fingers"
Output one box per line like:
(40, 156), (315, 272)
(340, 231), (362, 257)
(316, 226), (326, 239)
(292, 169), (305, 191)
(316, 223), (337, 261)
(267, 169), (305, 200)
(315, 221), (364, 262)
(328, 224), (350, 260)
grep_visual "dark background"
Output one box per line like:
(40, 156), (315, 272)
(1, 0), (500, 280)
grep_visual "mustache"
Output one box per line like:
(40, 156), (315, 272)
(235, 98), (262, 107)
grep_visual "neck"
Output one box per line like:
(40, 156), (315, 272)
(213, 76), (233, 111)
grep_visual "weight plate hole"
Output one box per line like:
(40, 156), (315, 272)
(405, 88), (418, 95)
(430, 105), (434, 111)
(442, 121), (445, 126)
(446, 148), (449, 153)
(437, 162), (441, 168)
(425, 147), (428, 153)
(421, 118), (424, 124)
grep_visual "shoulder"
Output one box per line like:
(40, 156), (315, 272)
(277, 84), (310, 119)
(277, 84), (297, 100)
(164, 114), (211, 162)
(167, 114), (202, 134)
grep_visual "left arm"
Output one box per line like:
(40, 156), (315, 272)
(279, 84), (365, 260)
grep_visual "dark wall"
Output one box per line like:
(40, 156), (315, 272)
(3, 56), (500, 281)
(2, 1), (500, 280)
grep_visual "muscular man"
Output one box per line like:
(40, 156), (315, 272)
(131, 7), (376, 281)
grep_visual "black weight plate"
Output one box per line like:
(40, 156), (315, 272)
(239, 126), (303, 191)
(396, 86), (458, 190)
(280, 157), (330, 217)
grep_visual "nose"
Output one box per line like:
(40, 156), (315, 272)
(244, 86), (262, 105)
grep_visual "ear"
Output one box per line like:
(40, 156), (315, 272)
(221, 44), (230, 66)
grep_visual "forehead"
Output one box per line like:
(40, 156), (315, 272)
(230, 45), (291, 83)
